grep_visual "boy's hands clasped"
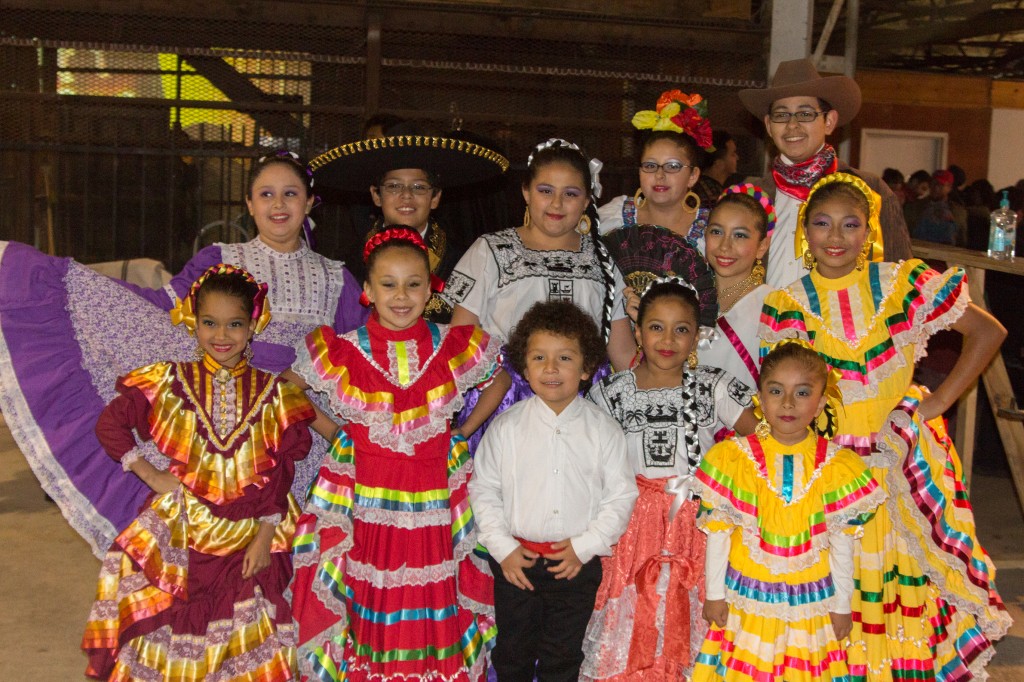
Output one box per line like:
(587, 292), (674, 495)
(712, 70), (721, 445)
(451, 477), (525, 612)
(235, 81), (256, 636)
(544, 540), (583, 580)
(500, 546), (539, 591)
(501, 539), (583, 591)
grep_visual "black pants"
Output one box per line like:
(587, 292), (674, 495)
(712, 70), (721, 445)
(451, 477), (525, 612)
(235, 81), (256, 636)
(488, 554), (602, 682)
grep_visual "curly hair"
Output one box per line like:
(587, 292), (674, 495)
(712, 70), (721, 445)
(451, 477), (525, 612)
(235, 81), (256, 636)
(506, 301), (607, 385)
(759, 342), (828, 391)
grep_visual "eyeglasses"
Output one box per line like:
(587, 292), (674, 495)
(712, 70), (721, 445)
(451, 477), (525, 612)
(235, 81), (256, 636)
(379, 182), (434, 196)
(768, 110), (828, 124)
(639, 161), (695, 174)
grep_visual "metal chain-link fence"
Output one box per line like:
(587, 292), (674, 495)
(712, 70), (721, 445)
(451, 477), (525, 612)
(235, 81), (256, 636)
(1, 3), (767, 271)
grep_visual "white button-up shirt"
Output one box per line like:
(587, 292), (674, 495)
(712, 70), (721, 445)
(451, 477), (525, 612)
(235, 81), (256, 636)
(469, 395), (638, 564)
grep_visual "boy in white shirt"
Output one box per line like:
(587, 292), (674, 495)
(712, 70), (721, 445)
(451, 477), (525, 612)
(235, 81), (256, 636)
(469, 301), (638, 681)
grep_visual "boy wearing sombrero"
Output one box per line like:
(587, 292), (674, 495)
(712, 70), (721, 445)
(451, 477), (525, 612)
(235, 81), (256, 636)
(310, 127), (509, 320)
(739, 58), (912, 287)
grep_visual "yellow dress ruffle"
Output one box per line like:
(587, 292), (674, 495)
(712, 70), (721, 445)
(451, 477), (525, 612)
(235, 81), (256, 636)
(760, 260), (1011, 681)
(692, 433), (884, 682)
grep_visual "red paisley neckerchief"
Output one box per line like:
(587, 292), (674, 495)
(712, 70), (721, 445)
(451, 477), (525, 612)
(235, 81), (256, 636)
(771, 144), (838, 201)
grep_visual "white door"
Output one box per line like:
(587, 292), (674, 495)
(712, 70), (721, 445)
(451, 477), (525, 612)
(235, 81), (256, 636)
(859, 129), (949, 177)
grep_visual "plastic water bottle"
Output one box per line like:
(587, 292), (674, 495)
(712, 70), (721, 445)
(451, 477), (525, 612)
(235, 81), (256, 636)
(988, 190), (1016, 259)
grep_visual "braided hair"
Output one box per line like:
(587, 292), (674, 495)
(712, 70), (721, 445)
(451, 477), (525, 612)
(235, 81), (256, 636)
(526, 139), (615, 344)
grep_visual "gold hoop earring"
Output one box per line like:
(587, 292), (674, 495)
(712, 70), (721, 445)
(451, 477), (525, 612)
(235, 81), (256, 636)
(803, 250), (816, 270)
(755, 417), (772, 441)
(523, 207), (531, 227)
(687, 350), (698, 370)
(751, 258), (766, 283)
(576, 214), (592, 235)
(634, 188), (647, 209)
(683, 191), (701, 213)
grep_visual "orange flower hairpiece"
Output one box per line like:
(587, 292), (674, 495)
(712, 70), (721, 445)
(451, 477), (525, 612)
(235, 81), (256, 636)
(632, 89), (715, 152)
(170, 263), (271, 336)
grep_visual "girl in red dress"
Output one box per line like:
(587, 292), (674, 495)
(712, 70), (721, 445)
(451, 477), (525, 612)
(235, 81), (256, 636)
(285, 226), (510, 681)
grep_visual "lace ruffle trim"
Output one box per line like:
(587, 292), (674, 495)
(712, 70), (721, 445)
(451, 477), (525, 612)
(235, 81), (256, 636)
(875, 399), (1013, 641)
(699, 465), (884, 573)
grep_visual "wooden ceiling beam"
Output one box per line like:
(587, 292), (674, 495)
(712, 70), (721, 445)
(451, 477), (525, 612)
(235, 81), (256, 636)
(0, 1), (764, 54)
(860, 9), (1024, 51)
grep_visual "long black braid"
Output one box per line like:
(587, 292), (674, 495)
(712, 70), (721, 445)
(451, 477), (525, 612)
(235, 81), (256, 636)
(589, 207), (615, 345)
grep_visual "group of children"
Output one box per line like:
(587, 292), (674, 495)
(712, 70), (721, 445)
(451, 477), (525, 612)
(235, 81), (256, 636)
(0, 70), (1010, 682)
(69, 147), (1007, 682)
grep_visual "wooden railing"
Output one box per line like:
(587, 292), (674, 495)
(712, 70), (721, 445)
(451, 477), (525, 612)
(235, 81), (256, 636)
(911, 240), (1024, 515)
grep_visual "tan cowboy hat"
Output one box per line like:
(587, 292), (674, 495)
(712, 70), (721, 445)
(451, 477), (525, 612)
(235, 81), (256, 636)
(739, 58), (862, 126)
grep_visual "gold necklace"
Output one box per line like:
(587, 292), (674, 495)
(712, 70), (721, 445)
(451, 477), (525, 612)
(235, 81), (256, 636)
(718, 271), (762, 315)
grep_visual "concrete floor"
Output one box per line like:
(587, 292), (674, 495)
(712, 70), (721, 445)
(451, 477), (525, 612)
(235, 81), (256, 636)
(2, 415), (1024, 680)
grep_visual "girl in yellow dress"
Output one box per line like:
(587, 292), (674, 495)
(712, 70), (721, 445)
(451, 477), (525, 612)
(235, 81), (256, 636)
(760, 172), (1011, 680)
(693, 341), (885, 681)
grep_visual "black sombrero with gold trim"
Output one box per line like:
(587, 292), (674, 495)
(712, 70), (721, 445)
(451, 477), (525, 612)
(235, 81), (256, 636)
(310, 135), (510, 190)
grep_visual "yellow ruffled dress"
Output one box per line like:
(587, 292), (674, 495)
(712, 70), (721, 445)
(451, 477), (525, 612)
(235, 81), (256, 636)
(692, 432), (884, 681)
(760, 259), (1012, 681)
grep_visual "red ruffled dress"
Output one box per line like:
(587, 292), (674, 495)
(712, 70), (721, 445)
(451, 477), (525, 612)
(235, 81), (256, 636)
(290, 315), (501, 682)
(82, 357), (316, 681)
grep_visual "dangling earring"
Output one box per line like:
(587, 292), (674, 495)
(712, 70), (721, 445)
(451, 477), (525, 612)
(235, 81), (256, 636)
(576, 214), (592, 235)
(752, 395), (770, 440)
(751, 258), (766, 283)
(243, 344), (254, 362)
(687, 350), (698, 370)
(359, 291), (372, 307)
(630, 343), (644, 369)
(683, 191), (701, 213)
(523, 207), (531, 227)
(855, 243), (870, 271)
(634, 188), (647, 209)
(755, 416), (772, 441)
(803, 250), (816, 270)
(194, 345), (206, 361)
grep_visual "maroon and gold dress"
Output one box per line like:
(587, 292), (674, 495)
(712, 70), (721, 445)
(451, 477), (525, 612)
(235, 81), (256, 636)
(82, 356), (315, 681)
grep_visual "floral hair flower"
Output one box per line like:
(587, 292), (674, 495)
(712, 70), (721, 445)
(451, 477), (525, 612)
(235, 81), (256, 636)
(632, 90), (715, 152)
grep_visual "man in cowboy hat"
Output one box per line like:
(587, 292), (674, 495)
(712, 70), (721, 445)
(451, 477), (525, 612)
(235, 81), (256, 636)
(739, 58), (912, 287)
